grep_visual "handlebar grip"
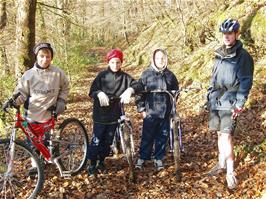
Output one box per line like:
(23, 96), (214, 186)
(47, 105), (56, 112)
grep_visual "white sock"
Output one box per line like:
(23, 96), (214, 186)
(219, 153), (226, 168)
(226, 159), (234, 175)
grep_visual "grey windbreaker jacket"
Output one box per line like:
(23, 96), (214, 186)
(14, 63), (69, 122)
(207, 40), (254, 110)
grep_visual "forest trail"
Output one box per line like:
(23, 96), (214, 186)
(36, 49), (265, 199)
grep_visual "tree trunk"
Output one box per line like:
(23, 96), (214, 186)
(15, 0), (36, 78)
(0, 1), (7, 29)
(121, 0), (130, 45)
(37, 3), (47, 41)
(0, 1), (9, 76)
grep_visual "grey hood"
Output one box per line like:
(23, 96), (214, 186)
(151, 48), (168, 72)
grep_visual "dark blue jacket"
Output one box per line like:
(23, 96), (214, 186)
(207, 40), (254, 110)
(136, 66), (179, 118)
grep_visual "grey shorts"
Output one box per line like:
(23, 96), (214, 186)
(209, 110), (237, 134)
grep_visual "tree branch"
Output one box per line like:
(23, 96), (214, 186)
(37, 2), (70, 15)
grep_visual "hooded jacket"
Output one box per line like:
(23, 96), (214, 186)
(207, 40), (254, 110)
(14, 63), (69, 122)
(136, 49), (179, 118)
(89, 67), (143, 124)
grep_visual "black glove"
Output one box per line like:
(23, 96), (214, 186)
(2, 98), (16, 112)
(55, 98), (66, 114)
(2, 100), (10, 112)
(203, 101), (210, 111)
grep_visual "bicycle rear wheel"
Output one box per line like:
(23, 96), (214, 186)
(120, 123), (135, 181)
(57, 118), (88, 175)
(0, 139), (44, 199)
(172, 121), (182, 181)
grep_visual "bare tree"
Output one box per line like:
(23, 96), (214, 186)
(15, 0), (37, 78)
(0, 1), (9, 76)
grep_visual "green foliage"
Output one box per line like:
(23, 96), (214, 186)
(0, 75), (16, 103)
(0, 76), (17, 133)
(250, 7), (266, 47)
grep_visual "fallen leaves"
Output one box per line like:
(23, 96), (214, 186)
(31, 64), (266, 199)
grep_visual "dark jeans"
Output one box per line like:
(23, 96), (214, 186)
(87, 122), (118, 161)
(139, 117), (170, 160)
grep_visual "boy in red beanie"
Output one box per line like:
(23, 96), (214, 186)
(87, 49), (142, 176)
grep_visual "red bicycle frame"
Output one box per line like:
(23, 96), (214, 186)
(14, 111), (55, 161)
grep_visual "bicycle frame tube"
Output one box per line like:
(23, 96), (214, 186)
(15, 111), (52, 161)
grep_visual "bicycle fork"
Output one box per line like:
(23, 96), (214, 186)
(169, 119), (184, 153)
(4, 128), (18, 178)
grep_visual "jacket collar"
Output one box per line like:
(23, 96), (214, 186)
(215, 40), (243, 59)
(107, 66), (122, 74)
(34, 62), (51, 70)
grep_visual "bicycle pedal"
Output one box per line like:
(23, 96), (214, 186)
(62, 171), (72, 178)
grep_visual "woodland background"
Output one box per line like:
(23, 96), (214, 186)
(0, 0), (265, 198)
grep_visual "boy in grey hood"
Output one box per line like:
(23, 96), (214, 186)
(135, 49), (179, 170)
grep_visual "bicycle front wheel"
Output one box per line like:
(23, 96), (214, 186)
(58, 118), (88, 175)
(121, 123), (135, 181)
(0, 139), (44, 199)
(172, 121), (181, 181)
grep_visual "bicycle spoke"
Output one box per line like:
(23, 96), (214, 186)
(0, 140), (44, 198)
(58, 118), (88, 175)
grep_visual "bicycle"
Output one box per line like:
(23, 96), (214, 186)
(111, 102), (135, 181)
(144, 88), (198, 181)
(0, 95), (89, 199)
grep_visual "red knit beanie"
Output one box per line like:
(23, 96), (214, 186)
(106, 49), (123, 63)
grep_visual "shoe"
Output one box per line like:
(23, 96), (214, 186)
(226, 173), (238, 189)
(154, 159), (164, 171)
(87, 161), (97, 177)
(27, 167), (38, 177)
(135, 159), (144, 169)
(97, 160), (106, 173)
(207, 164), (225, 176)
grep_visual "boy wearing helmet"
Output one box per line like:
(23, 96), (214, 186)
(3, 42), (69, 122)
(206, 19), (254, 189)
(135, 49), (179, 171)
(87, 49), (142, 176)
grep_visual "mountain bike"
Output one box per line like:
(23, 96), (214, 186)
(145, 88), (197, 181)
(111, 102), (135, 181)
(0, 95), (89, 199)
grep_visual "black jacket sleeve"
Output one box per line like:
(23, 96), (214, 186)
(89, 74), (102, 99)
(235, 52), (254, 108)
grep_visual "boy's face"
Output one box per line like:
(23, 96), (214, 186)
(109, 58), (122, 72)
(223, 32), (239, 46)
(154, 51), (166, 69)
(36, 49), (52, 69)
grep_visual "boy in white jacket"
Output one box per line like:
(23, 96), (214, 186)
(4, 42), (69, 122)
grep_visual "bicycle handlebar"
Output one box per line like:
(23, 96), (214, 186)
(141, 87), (200, 98)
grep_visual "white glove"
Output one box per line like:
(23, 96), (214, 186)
(97, 91), (109, 107)
(120, 87), (134, 104)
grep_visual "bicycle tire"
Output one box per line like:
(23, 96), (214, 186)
(172, 121), (182, 181)
(111, 129), (121, 157)
(57, 118), (88, 175)
(121, 123), (135, 181)
(0, 139), (44, 199)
